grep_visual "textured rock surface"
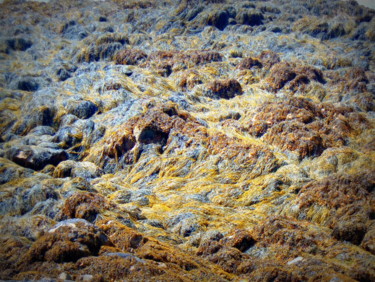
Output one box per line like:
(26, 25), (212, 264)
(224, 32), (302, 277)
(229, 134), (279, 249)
(0, 0), (374, 280)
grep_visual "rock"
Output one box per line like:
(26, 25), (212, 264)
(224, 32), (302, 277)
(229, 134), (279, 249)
(361, 224), (375, 255)
(65, 100), (98, 119)
(332, 221), (367, 245)
(243, 97), (366, 157)
(248, 267), (297, 282)
(236, 10), (264, 26)
(28, 126), (55, 136)
(6, 37), (32, 51)
(60, 192), (111, 222)
(23, 219), (108, 263)
(5, 145), (68, 171)
(12, 106), (55, 135)
(77, 42), (123, 63)
(223, 231), (256, 252)
(238, 57), (263, 70)
(58, 272), (72, 280)
(169, 214), (201, 237)
(0, 158), (34, 184)
(54, 160), (103, 179)
(207, 10), (229, 31)
(263, 121), (325, 158)
(259, 50), (280, 69)
(0, 215), (55, 241)
(263, 62), (296, 92)
(0, 0), (374, 280)
(60, 20), (88, 40)
(290, 173), (375, 239)
(53, 126), (82, 149)
(204, 79), (243, 99)
(15, 77), (40, 92)
(76, 33), (128, 63)
(114, 49), (148, 65)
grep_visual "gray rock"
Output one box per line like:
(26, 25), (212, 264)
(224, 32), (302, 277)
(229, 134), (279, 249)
(14, 76), (40, 92)
(65, 100), (98, 119)
(54, 160), (103, 179)
(105, 252), (145, 262)
(6, 37), (32, 51)
(0, 159), (34, 184)
(53, 126), (82, 149)
(5, 145), (68, 170)
(28, 126), (56, 136)
(61, 20), (88, 40)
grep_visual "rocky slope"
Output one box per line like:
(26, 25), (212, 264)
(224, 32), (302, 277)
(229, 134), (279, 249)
(0, 0), (374, 280)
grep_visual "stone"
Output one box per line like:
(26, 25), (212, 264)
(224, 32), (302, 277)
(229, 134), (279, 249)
(54, 160), (103, 179)
(6, 37), (32, 51)
(5, 145), (68, 171)
(60, 192), (111, 222)
(23, 219), (108, 263)
(114, 49), (148, 65)
(65, 100), (98, 119)
(61, 20), (88, 40)
(205, 79), (243, 99)
(207, 10), (229, 31)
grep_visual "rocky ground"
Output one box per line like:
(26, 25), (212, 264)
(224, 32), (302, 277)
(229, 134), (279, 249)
(0, 0), (374, 281)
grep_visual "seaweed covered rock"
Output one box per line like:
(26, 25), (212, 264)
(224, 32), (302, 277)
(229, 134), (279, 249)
(236, 10), (264, 26)
(291, 172), (375, 246)
(207, 10), (230, 31)
(205, 79), (243, 99)
(23, 219), (109, 263)
(96, 219), (229, 281)
(60, 192), (111, 222)
(264, 62), (325, 92)
(76, 34), (128, 63)
(5, 37), (32, 51)
(53, 160), (102, 179)
(143, 50), (222, 71)
(64, 100), (98, 119)
(5, 145), (68, 171)
(243, 97), (368, 158)
(237, 57), (262, 70)
(208, 133), (280, 177)
(0, 0), (374, 280)
(114, 49), (148, 65)
(84, 103), (206, 171)
(60, 20), (88, 41)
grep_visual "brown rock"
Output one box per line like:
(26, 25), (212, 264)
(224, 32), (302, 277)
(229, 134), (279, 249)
(298, 173), (373, 210)
(264, 62), (324, 92)
(223, 230), (256, 252)
(259, 50), (281, 69)
(263, 121), (325, 158)
(61, 192), (111, 222)
(23, 219), (108, 263)
(205, 79), (243, 99)
(114, 49), (148, 65)
(295, 172), (374, 245)
(245, 97), (368, 157)
(238, 57), (263, 70)
(85, 103), (207, 169)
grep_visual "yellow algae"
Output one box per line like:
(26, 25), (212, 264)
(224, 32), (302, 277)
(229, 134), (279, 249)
(305, 205), (331, 225)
